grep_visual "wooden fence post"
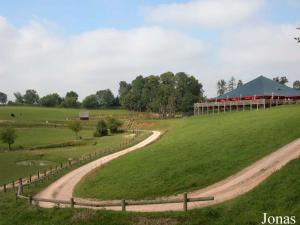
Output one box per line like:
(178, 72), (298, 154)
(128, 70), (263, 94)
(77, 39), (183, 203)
(70, 198), (74, 208)
(183, 193), (188, 212)
(29, 175), (32, 184)
(121, 199), (126, 211)
(12, 180), (15, 189)
(60, 162), (63, 169)
(19, 178), (23, 194)
(28, 195), (32, 205)
(69, 160), (71, 167)
(37, 171), (40, 179)
(3, 184), (6, 192)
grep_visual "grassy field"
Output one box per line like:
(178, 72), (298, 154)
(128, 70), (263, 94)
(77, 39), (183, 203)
(0, 106), (152, 184)
(0, 106), (129, 122)
(75, 105), (300, 200)
(0, 156), (299, 225)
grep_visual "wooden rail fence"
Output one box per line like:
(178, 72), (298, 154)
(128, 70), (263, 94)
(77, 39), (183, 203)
(194, 99), (298, 116)
(16, 192), (214, 212)
(0, 130), (147, 193)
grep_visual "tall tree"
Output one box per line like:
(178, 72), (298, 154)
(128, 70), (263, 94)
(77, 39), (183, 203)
(217, 80), (227, 96)
(118, 81), (131, 108)
(23, 89), (39, 104)
(63, 91), (79, 108)
(39, 93), (62, 107)
(237, 80), (243, 88)
(82, 95), (99, 109)
(14, 92), (24, 104)
(273, 76), (288, 85)
(0, 92), (7, 104)
(96, 89), (115, 108)
(227, 76), (236, 92)
(293, 80), (300, 90)
(142, 75), (160, 112)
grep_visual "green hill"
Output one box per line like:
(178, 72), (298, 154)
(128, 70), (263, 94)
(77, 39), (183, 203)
(75, 105), (300, 200)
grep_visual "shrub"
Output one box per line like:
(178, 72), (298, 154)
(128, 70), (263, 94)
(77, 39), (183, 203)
(107, 118), (123, 133)
(94, 120), (108, 137)
(68, 121), (82, 138)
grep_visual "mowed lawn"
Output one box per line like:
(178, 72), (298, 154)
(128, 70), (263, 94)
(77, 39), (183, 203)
(1, 157), (300, 225)
(75, 105), (300, 200)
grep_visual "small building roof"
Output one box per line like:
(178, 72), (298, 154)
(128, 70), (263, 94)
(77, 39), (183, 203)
(79, 111), (89, 118)
(216, 76), (300, 99)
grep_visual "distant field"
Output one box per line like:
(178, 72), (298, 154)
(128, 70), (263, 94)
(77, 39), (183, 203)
(0, 131), (151, 183)
(0, 127), (93, 150)
(0, 106), (129, 122)
(0, 106), (152, 183)
(75, 105), (300, 200)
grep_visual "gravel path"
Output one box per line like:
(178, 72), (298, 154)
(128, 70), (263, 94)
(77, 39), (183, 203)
(36, 136), (300, 212)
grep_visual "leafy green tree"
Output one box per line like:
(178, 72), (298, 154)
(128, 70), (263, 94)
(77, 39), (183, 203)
(94, 120), (108, 137)
(96, 89), (115, 108)
(237, 80), (243, 88)
(293, 80), (300, 90)
(217, 80), (227, 96)
(63, 91), (79, 108)
(227, 76), (236, 92)
(142, 75), (160, 112)
(82, 95), (99, 109)
(107, 118), (123, 133)
(14, 92), (24, 104)
(23, 89), (39, 104)
(0, 92), (7, 104)
(119, 81), (131, 108)
(39, 93), (62, 107)
(68, 121), (82, 138)
(273, 76), (288, 85)
(0, 128), (17, 150)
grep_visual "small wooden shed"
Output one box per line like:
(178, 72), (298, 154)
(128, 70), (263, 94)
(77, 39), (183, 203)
(79, 111), (89, 120)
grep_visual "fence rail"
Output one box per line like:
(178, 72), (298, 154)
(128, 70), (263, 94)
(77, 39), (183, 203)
(16, 193), (214, 212)
(1, 130), (147, 193)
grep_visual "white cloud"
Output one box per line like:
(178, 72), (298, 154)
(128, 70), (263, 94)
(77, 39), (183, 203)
(0, 17), (207, 100)
(143, 0), (263, 28)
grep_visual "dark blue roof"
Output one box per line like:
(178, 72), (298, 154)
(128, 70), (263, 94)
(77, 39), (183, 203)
(217, 76), (300, 99)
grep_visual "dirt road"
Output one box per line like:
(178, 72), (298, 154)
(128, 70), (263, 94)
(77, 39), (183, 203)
(36, 136), (300, 212)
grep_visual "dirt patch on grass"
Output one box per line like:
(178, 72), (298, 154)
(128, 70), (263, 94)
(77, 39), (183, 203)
(134, 217), (178, 225)
(71, 210), (96, 222)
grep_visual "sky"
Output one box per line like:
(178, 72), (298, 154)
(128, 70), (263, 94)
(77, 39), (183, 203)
(0, 0), (299, 100)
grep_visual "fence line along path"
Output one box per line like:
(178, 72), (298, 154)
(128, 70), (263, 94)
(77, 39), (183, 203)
(35, 131), (161, 207)
(33, 136), (300, 212)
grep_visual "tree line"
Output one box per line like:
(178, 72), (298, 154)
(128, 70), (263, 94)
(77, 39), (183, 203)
(118, 72), (204, 116)
(0, 89), (119, 109)
(216, 76), (300, 96)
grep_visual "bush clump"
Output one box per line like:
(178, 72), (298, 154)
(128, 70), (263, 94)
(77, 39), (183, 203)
(94, 120), (108, 137)
(107, 118), (123, 133)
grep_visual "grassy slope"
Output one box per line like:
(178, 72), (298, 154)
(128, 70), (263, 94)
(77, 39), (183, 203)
(75, 105), (300, 200)
(1, 157), (299, 225)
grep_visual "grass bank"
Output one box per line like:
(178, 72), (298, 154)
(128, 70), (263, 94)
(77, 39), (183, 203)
(75, 105), (300, 200)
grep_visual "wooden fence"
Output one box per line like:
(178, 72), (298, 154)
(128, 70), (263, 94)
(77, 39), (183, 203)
(0, 129), (146, 193)
(16, 192), (214, 212)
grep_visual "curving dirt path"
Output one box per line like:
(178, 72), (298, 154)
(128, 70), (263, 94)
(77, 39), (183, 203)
(35, 131), (161, 206)
(36, 136), (300, 212)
